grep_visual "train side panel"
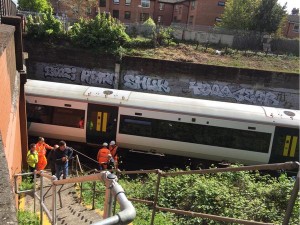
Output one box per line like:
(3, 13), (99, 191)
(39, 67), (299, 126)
(27, 96), (87, 142)
(269, 126), (299, 163)
(116, 107), (275, 165)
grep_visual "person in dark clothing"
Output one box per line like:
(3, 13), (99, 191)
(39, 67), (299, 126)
(47, 144), (58, 176)
(55, 141), (73, 180)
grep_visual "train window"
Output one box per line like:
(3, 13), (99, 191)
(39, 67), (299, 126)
(119, 115), (271, 153)
(27, 103), (85, 128)
(119, 115), (152, 137)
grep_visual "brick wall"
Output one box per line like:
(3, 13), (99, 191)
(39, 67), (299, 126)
(0, 24), (22, 223)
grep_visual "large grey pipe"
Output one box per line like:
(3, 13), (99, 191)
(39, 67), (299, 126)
(92, 172), (136, 225)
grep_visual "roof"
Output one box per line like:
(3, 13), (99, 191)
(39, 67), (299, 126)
(288, 14), (300, 23)
(25, 79), (300, 128)
(158, 0), (186, 4)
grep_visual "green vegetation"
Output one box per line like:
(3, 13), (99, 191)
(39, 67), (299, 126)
(18, 210), (39, 225)
(26, 10), (64, 39)
(19, 177), (34, 191)
(18, 0), (52, 13)
(219, 0), (286, 33)
(80, 167), (299, 225)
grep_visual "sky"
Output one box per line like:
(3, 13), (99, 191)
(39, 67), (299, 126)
(278, 0), (300, 14)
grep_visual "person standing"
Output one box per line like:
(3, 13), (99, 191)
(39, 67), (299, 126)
(27, 143), (38, 181)
(36, 137), (53, 171)
(47, 144), (59, 176)
(109, 140), (119, 169)
(97, 142), (110, 170)
(55, 141), (73, 180)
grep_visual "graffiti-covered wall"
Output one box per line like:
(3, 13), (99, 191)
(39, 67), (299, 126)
(24, 42), (299, 109)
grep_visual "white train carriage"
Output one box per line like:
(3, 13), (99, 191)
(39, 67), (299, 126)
(25, 80), (300, 165)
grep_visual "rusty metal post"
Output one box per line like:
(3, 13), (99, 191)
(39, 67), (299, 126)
(150, 170), (162, 225)
(33, 170), (37, 213)
(39, 171), (44, 225)
(92, 181), (96, 210)
(80, 182), (83, 203)
(282, 171), (300, 225)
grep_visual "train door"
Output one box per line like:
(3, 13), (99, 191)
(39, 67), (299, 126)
(269, 127), (299, 163)
(86, 104), (119, 145)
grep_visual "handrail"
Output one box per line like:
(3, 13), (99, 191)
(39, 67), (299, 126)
(114, 161), (299, 225)
(14, 170), (136, 225)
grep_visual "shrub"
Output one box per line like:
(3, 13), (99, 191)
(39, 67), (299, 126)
(25, 10), (64, 40)
(70, 13), (130, 52)
(141, 17), (156, 38)
(18, 210), (39, 225)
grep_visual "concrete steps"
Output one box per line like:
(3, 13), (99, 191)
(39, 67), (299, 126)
(23, 172), (103, 225)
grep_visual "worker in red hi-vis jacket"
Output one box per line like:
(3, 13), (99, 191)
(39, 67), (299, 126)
(97, 142), (110, 170)
(36, 137), (53, 171)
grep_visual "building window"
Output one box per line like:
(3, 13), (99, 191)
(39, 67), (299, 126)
(175, 5), (179, 11)
(189, 16), (193, 25)
(86, 6), (92, 15)
(218, 1), (225, 6)
(125, 0), (131, 5)
(141, 0), (150, 8)
(157, 15), (163, 24)
(215, 17), (222, 22)
(191, 0), (196, 10)
(159, 3), (164, 10)
(140, 13), (149, 22)
(293, 24), (299, 32)
(125, 11), (131, 19)
(113, 10), (119, 18)
(99, 0), (106, 7)
(113, 0), (119, 5)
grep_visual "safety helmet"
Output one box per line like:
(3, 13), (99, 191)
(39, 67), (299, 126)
(109, 141), (116, 145)
(102, 142), (108, 146)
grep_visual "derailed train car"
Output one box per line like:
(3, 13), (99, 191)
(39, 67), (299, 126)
(25, 80), (299, 165)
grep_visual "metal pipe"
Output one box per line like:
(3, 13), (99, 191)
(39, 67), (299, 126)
(157, 206), (274, 225)
(282, 171), (300, 225)
(150, 170), (162, 225)
(53, 173), (103, 185)
(40, 171), (44, 225)
(103, 173), (116, 218)
(52, 176), (57, 225)
(41, 202), (52, 222)
(34, 170), (36, 213)
(163, 162), (299, 177)
(92, 181), (96, 210)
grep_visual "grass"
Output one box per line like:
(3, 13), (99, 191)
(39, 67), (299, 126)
(125, 43), (299, 74)
(18, 210), (39, 225)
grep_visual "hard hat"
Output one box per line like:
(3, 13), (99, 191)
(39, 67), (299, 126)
(102, 142), (108, 146)
(110, 141), (116, 145)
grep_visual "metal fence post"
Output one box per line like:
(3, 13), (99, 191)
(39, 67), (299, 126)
(34, 170), (37, 213)
(92, 181), (96, 210)
(103, 173), (116, 218)
(40, 171), (44, 225)
(52, 176), (57, 225)
(150, 170), (162, 225)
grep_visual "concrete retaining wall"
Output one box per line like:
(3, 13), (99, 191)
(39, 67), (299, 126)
(24, 42), (299, 109)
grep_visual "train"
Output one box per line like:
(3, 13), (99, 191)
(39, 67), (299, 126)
(25, 79), (299, 165)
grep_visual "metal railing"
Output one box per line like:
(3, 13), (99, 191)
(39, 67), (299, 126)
(14, 164), (136, 225)
(111, 161), (298, 225)
(0, 0), (17, 23)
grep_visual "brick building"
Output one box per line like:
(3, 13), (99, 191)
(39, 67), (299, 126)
(49, 0), (226, 27)
(283, 14), (300, 39)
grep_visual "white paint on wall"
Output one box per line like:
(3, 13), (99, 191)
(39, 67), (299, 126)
(44, 66), (77, 81)
(189, 81), (279, 106)
(124, 74), (171, 93)
(81, 70), (114, 85)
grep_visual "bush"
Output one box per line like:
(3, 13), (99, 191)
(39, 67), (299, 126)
(81, 167), (299, 225)
(124, 37), (154, 48)
(141, 18), (156, 38)
(25, 10), (64, 40)
(18, 210), (39, 225)
(70, 13), (130, 52)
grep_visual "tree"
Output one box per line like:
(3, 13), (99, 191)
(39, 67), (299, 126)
(18, 0), (52, 12)
(218, 0), (260, 30)
(251, 0), (287, 33)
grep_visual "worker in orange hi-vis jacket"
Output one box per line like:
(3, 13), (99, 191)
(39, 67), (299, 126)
(97, 142), (110, 170)
(36, 137), (54, 171)
(109, 140), (119, 169)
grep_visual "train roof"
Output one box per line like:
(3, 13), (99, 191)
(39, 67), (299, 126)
(25, 80), (300, 128)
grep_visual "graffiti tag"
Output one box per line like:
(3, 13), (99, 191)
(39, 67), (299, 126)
(81, 70), (114, 86)
(124, 75), (170, 93)
(189, 82), (279, 106)
(44, 66), (76, 81)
